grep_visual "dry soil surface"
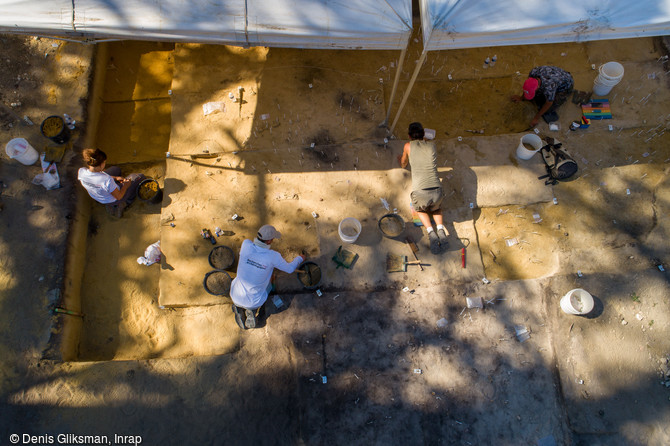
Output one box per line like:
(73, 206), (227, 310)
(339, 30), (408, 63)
(1, 33), (670, 446)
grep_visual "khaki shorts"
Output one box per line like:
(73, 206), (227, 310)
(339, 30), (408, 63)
(411, 187), (443, 212)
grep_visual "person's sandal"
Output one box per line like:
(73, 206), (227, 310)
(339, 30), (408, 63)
(244, 309), (257, 329)
(109, 202), (127, 218)
(437, 228), (449, 251)
(428, 231), (440, 255)
(115, 203), (125, 218)
(232, 305), (246, 330)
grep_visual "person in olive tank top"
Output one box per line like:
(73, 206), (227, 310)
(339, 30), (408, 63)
(397, 122), (448, 254)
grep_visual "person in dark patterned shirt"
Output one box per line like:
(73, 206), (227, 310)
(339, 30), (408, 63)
(511, 66), (574, 127)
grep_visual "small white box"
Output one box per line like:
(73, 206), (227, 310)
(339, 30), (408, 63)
(424, 128), (436, 140)
(272, 295), (284, 308)
(505, 238), (518, 247)
(466, 297), (483, 309)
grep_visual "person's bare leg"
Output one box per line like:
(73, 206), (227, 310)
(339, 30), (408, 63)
(417, 211), (434, 230)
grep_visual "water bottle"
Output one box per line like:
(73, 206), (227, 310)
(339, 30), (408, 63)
(490, 55), (497, 67)
(483, 57), (490, 69)
(137, 241), (161, 266)
(63, 114), (76, 130)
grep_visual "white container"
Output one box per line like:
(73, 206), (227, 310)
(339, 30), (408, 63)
(338, 217), (362, 243)
(593, 62), (624, 96)
(5, 138), (39, 165)
(560, 288), (594, 315)
(137, 241), (161, 266)
(424, 128), (436, 140)
(516, 134), (543, 160)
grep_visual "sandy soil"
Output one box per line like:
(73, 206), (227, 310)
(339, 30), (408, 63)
(0, 35), (92, 376)
(1, 31), (670, 446)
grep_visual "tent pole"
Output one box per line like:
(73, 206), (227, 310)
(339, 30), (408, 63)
(381, 38), (409, 127)
(389, 49), (427, 134)
(243, 0), (250, 47)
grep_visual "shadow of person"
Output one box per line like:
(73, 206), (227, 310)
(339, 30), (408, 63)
(162, 178), (187, 206)
(258, 294), (295, 328)
(266, 294), (291, 315)
(161, 254), (175, 271)
(436, 162), (478, 252)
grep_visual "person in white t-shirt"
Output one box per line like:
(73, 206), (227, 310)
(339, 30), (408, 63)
(77, 148), (145, 217)
(230, 224), (304, 329)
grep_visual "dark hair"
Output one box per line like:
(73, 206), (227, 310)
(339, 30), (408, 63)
(82, 148), (107, 167)
(408, 122), (424, 140)
(256, 234), (272, 244)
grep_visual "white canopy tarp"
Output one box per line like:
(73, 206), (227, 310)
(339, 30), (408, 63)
(420, 0), (670, 51)
(0, 1), (73, 35)
(0, 0), (412, 50)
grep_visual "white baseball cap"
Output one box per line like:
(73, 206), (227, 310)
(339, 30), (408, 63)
(257, 224), (282, 241)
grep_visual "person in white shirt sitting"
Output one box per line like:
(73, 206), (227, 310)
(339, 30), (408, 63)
(230, 224), (305, 329)
(77, 148), (145, 217)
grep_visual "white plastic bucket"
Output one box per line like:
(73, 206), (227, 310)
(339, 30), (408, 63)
(338, 217), (362, 243)
(560, 288), (595, 315)
(593, 62), (624, 96)
(516, 134), (543, 160)
(5, 138), (39, 165)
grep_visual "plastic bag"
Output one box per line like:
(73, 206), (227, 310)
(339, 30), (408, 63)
(32, 170), (60, 190)
(32, 152), (61, 190)
(202, 102), (225, 116)
(137, 241), (161, 266)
